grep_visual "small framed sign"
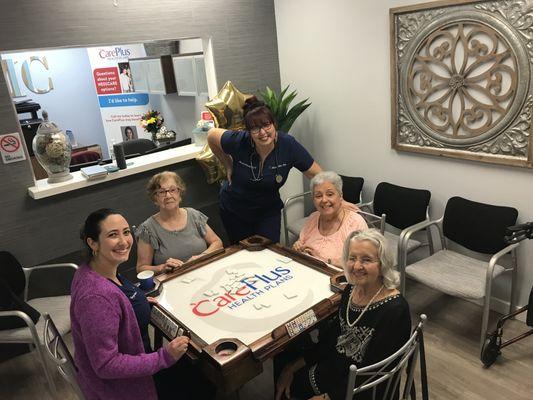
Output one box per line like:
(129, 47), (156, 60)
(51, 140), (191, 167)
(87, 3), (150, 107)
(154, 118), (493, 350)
(0, 132), (27, 164)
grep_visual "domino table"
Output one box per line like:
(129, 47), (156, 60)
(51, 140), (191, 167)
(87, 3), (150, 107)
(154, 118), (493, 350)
(150, 236), (345, 397)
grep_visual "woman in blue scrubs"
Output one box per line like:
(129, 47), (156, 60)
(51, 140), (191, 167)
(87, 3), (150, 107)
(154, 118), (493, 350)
(207, 96), (322, 244)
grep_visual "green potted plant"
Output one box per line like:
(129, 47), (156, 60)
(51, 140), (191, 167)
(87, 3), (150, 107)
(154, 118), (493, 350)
(259, 85), (311, 133)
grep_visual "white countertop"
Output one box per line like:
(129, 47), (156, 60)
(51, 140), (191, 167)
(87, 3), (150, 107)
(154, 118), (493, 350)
(28, 144), (203, 199)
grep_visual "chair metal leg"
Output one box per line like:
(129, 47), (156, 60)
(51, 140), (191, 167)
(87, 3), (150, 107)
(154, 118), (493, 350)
(510, 249), (518, 313)
(35, 342), (58, 396)
(282, 209), (290, 247)
(425, 227), (435, 255)
(480, 294), (491, 352)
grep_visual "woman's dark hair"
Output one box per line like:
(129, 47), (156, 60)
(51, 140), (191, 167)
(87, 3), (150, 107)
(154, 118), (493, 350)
(80, 208), (121, 260)
(243, 96), (276, 131)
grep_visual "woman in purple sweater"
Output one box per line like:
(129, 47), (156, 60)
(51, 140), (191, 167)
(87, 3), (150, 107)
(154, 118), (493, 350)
(70, 208), (189, 400)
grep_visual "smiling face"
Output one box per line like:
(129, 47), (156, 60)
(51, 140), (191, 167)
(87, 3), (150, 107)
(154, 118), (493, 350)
(250, 120), (276, 148)
(87, 214), (133, 266)
(313, 181), (343, 219)
(343, 239), (382, 288)
(154, 177), (182, 211)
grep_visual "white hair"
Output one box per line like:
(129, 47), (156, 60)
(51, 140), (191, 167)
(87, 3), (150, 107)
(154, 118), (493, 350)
(310, 171), (343, 195)
(342, 229), (400, 289)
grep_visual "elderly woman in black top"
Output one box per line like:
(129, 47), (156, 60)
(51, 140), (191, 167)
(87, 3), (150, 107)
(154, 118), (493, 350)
(275, 229), (411, 400)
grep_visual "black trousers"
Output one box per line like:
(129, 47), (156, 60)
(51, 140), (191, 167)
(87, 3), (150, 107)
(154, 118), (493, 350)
(220, 206), (281, 244)
(154, 357), (215, 400)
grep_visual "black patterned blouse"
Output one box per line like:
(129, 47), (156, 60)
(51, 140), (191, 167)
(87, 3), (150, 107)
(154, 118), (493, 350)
(299, 284), (411, 400)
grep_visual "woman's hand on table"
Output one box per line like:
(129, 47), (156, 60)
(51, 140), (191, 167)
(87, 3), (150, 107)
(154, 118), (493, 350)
(275, 364), (295, 400)
(187, 252), (208, 262)
(293, 241), (318, 257)
(158, 258), (184, 274)
(166, 335), (189, 361)
(292, 240), (304, 253)
(147, 297), (158, 305)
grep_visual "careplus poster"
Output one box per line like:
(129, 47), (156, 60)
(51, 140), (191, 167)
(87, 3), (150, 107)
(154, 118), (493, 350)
(87, 44), (150, 147)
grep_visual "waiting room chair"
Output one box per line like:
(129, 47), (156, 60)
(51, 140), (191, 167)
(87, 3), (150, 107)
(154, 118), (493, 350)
(283, 175), (365, 246)
(399, 196), (519, 349)
(70, 150), (101, 166)
(0, 251), (77, 396)
(121, 138), (156, 156)
(43, 313), (85, 399)
(345, 314), (428, 400)
(359, 182), (432, 266)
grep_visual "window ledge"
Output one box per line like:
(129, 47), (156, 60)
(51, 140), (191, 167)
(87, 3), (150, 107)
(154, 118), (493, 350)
(28, 144), (203, 199)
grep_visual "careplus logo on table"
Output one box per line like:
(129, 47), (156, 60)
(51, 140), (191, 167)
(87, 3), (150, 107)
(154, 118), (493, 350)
(190, 266), (293, 317)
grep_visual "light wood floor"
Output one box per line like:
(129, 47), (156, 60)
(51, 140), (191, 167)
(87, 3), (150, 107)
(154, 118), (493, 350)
(1, 280), (532, 399)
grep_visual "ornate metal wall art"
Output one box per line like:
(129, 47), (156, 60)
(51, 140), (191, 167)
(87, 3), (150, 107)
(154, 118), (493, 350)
(390, 0), (533, 168)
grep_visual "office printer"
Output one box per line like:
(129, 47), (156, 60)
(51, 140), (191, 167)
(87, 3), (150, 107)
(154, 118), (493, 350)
(16, 99), (42, 157)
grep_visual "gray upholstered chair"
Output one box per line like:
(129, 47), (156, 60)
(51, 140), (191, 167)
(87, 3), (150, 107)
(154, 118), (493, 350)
(399, 196), (519, 349)
(0, 251), (77, 396)
(359, 182), (432, 266)
(43, 313), (85, 399)
(282, 175), (366, 246)
(345, 314), (428, 400)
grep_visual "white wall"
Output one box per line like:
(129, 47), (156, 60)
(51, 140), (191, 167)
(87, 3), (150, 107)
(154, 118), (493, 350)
(274, 0), (533, 310)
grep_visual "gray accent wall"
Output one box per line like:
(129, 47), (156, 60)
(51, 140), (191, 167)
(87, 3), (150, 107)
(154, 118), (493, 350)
(0, 0), (280, 266)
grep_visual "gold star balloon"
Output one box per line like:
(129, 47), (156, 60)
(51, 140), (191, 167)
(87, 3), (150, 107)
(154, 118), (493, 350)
(205, 81), (252, 129)
(197, 81), (252, 183)
(195, 144), (226, 184)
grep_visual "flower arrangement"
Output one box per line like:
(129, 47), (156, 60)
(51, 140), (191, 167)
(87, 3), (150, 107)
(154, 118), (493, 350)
(140, 110), (164, 141)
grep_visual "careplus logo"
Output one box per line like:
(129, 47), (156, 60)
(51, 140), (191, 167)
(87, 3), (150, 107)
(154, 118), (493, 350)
(98, 47), (132, 59)
(190, 266), (293, 317)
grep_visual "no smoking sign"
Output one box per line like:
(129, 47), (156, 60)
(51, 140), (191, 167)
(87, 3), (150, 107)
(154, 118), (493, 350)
(0, 132), (26, 164)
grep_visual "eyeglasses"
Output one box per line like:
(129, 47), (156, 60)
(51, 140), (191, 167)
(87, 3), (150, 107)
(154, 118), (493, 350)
(346, 256), (379, 266)
(155, 187), (180, 197)
(250, 122), (273, 134)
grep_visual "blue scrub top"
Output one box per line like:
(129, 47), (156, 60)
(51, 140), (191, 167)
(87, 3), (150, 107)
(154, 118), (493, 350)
(112, 274), (152, 353)
(220, 130), (314, 221)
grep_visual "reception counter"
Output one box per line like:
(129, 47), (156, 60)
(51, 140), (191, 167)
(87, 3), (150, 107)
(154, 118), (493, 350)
(28, 143), (203, 199)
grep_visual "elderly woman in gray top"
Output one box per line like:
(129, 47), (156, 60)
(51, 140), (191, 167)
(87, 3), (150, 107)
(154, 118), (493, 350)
(136, 171), (223, 274)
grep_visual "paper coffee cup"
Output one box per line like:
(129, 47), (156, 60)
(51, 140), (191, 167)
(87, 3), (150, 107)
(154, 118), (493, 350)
(137, 270), (155, 290)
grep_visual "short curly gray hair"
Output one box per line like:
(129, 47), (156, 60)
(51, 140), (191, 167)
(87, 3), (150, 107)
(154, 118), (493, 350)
(342, 229), (400, 289)
(310, 171), (343, 195)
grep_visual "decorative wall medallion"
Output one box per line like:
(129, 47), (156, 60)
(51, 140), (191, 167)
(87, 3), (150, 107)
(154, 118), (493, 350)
(390, 0), (533, 168)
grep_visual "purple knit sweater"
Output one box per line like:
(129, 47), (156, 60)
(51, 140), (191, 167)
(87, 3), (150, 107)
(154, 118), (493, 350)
(70, 264), (175, 399)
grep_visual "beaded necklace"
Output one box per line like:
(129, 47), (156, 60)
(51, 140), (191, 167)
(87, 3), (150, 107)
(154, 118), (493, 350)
(346, 284), (384, 328)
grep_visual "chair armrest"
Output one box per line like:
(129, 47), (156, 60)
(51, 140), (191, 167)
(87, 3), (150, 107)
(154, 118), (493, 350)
(398, 218), (442, 268)
(399, 219), (440, 247)
(357, 210), (386, 233)
(23, 263), (78, 274)
(23, 263), (78, 301)
(0, 310), (40, 343)
(488, 243), (519, 273)
(283, 191), (311, 208)
(357, 200), (373, 213)
(0, 310), (35, 326)
(484, 243), (520, 301)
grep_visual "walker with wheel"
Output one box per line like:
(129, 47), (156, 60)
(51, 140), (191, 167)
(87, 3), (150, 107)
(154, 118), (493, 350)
(481, 221), (533, 367)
